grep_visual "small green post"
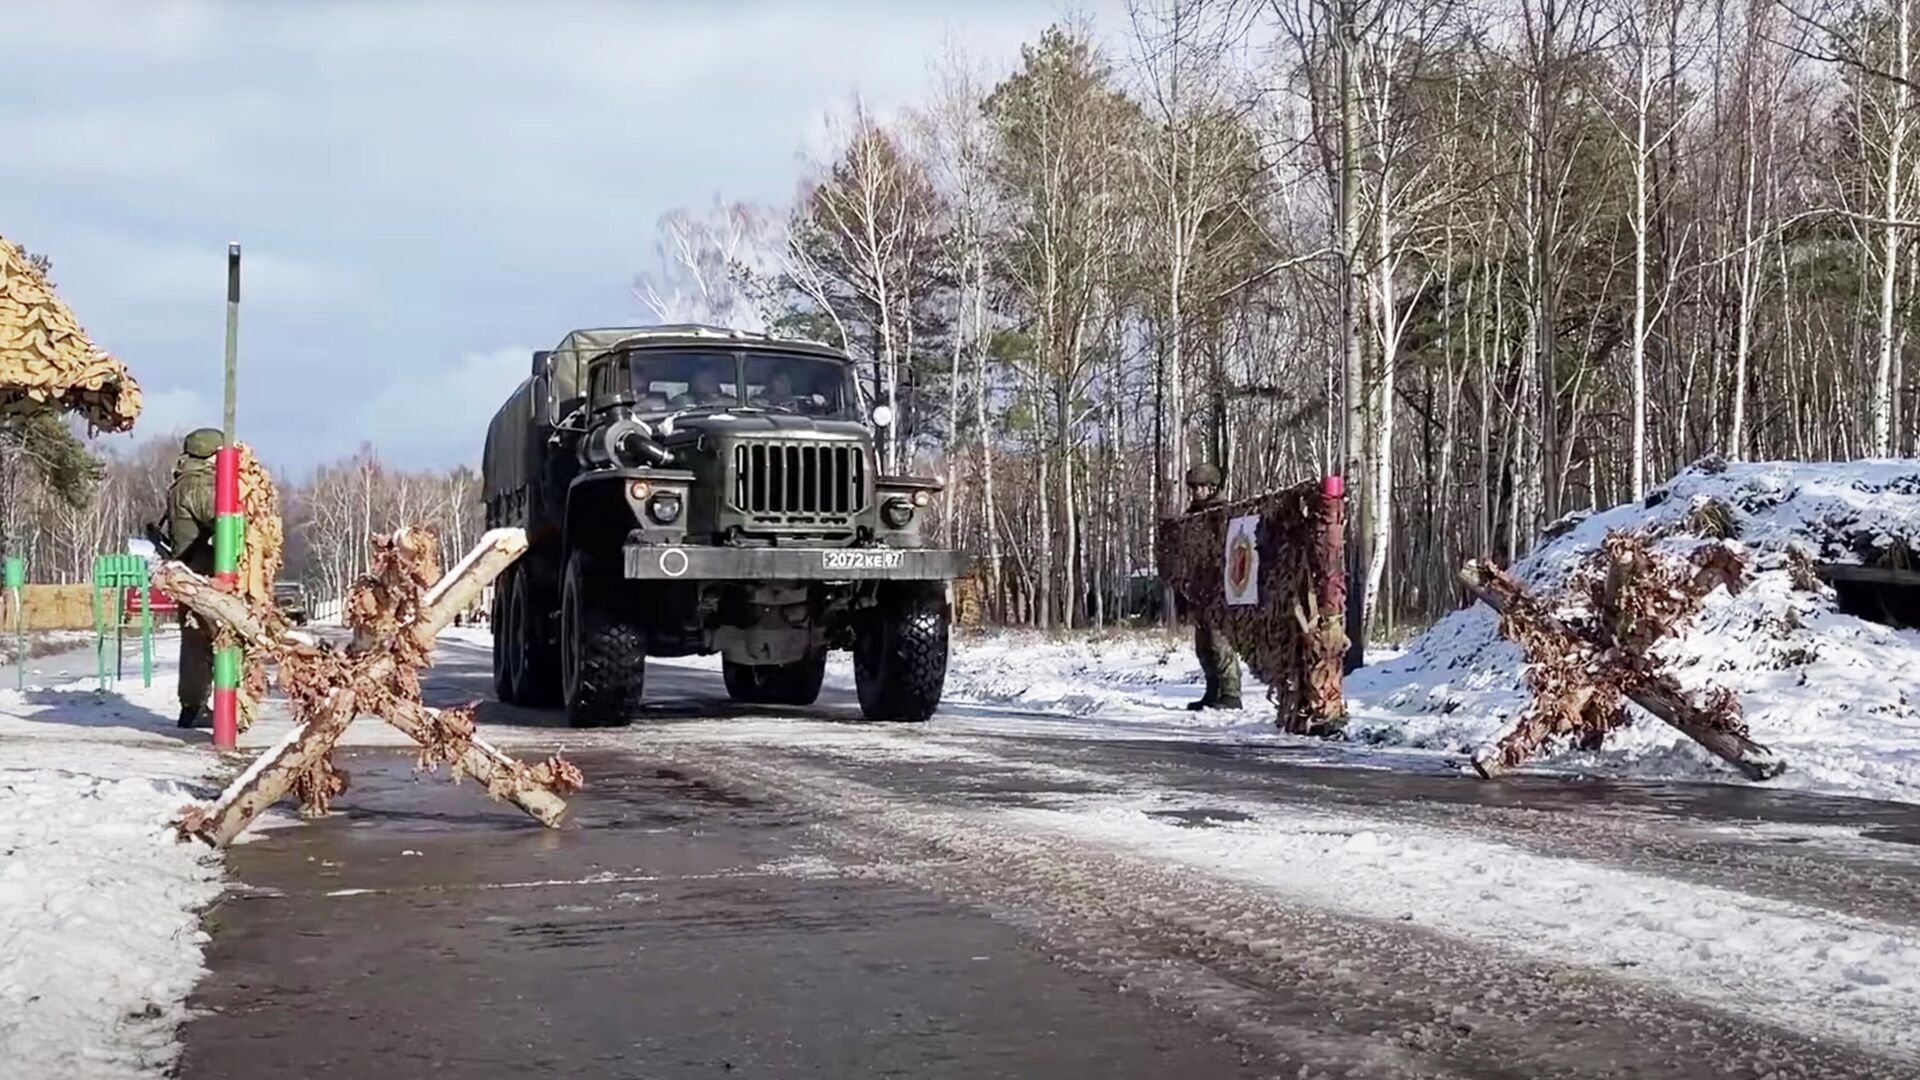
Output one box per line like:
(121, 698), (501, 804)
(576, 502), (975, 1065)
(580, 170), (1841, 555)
(93, 560), (105, 689)
(139, 570), (152, 688)
(4, 557), (23, 691)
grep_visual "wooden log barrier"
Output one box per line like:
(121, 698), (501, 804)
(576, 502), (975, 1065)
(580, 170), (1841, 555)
(1459, 560), (1784, 782)
(156, 527), (580, 846)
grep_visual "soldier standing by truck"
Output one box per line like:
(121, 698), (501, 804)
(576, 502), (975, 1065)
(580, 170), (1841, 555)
(1183, 463), (1242, 711)
(166, 428), (222, 727)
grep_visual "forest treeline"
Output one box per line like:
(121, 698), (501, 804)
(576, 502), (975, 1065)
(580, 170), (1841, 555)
(636, 0), (1920, 639)
(7, 0), (1917, 650)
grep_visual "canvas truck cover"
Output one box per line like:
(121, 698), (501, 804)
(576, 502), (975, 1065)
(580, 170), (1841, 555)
(483, 325), (849, 511)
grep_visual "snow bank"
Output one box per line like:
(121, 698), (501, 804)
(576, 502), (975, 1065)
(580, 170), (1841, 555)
(1350, 459), (1920, 801)
(939, 631), (1267, 730)
(0, 668), (224, 1080)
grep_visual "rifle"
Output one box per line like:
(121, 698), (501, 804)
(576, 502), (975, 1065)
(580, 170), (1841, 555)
(143, 521), (174, 560)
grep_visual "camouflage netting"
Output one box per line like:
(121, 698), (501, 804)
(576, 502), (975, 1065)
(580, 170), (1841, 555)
(1157, 479), (1347, 732)
(0, 235), (141, 432)
(235, 443), (285, 731)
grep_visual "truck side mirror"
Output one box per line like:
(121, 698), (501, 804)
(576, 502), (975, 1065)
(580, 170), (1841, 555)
(870, 403), (894, 429)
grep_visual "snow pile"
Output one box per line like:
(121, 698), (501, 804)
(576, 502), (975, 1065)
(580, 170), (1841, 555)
(874, 630), (1291, 741)
(0, 672), (224, 1080)
(1349, 459), (1920, 800)
(0, 630), (96, 666)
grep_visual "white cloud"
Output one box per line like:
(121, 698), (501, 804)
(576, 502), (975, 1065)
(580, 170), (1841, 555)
(4, 0), (219, 58)
(56, 232), (360, 310)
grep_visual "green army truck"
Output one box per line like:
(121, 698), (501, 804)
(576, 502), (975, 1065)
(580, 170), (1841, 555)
(482, 324), (967, 727)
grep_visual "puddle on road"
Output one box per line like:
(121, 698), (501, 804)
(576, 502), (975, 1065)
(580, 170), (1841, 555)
(1145, 808), (1254, 829)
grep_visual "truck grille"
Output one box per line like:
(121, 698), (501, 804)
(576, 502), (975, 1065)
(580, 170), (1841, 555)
(733, 442), (867, 521)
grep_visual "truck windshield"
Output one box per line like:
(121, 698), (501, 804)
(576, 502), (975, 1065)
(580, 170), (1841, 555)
(626, 351), (859, 420)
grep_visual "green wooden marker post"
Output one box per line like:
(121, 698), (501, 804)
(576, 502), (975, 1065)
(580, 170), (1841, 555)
(4, 557), (23, 690)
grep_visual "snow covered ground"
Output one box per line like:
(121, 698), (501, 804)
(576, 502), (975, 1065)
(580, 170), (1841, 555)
(1001, 786), (1920, 1064)
(0, 639), (225, 1080)
(878, 460), (1920, 804)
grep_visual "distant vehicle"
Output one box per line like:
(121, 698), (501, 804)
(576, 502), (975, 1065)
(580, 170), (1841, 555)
(482, 324), (968, 727)
(273, 581), (310, 625)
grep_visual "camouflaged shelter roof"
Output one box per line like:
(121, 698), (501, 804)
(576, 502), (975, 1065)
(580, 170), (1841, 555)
(0, 235), (142, 432)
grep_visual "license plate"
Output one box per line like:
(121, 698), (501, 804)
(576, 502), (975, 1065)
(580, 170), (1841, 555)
(822, 549), (903, 571)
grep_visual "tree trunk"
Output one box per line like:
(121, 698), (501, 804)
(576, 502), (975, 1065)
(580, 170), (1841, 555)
(1873, 0), (1912, 456)
(1340, 1), (1369, 671)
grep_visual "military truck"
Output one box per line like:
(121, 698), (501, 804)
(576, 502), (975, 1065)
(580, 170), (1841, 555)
(272, 581), (311, 626)
(482, 324), (967, 727)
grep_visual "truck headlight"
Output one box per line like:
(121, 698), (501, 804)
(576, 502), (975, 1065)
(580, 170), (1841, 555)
(648, 492), (683, 524)
(881, 497), (914, 529)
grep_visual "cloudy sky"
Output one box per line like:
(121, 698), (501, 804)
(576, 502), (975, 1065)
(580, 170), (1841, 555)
(5, 0), (1118, 474)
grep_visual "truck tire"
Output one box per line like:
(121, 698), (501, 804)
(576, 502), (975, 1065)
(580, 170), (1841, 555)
(510, 570), (562, 708)
(561, 552), (646, 727)
(494, 570), (520, 705)
(723, 651), (827, 707)
(853, 583), (949, 722)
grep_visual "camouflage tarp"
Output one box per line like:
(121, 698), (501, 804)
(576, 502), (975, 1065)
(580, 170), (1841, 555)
(0, 236), (141, 432)
(236, 443), (285, 731)
(1157, 479), (1346, 732)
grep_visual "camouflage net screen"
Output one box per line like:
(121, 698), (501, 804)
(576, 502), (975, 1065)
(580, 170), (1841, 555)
(0, 235), (141, 432)
(1157, 479), (1346, 732)
(235, 443), (285, 731)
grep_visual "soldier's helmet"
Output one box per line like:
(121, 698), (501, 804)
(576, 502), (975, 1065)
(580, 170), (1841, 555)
(1185, 463), (1223, 488)
(182, 428), (224, 459)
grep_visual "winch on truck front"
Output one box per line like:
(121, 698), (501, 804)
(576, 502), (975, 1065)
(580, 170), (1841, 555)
(482, 324), (968, 727)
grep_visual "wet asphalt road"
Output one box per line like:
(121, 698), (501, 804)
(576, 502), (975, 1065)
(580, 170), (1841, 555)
(177, 749), (1264, 1080)
(175, 636), (1920, 1079)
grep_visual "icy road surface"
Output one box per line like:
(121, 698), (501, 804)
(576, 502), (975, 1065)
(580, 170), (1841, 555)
(174, 631), (1920, 1079)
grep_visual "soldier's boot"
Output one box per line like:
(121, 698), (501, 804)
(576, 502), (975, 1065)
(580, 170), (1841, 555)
(1190, 625), (1221, 710)
(1210, 644), (1243, 710)
(178, 618), (213, 728)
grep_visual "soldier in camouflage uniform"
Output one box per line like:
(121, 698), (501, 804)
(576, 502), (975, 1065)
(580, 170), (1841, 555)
(166, 428), (222, 728)
(1184, 463), (1242, 710)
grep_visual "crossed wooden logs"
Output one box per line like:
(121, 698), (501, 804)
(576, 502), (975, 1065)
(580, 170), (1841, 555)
(156, 526), (583, 847)
(1459, 543), (1785, 782)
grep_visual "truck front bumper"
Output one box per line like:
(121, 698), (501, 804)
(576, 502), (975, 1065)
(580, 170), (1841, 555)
(623, 544), (971, 582)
